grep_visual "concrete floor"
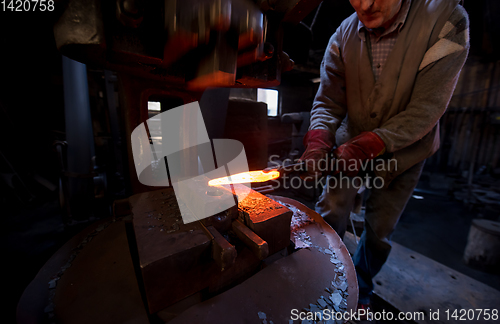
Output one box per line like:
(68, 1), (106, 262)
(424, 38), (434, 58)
(6, 171), (500, 323)
(273, 172), (500, 292)
(393, 191), (500, 291)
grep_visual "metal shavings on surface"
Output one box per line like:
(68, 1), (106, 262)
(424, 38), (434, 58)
(277, 200), (313, 231)
(333, 280), (348, 292)
(330, 256), (342, 264)
(258, 311), (274, 324)
(274, 199), (350, 324)
(275, 200), (314, 248)
(293, 228), (313, 248)
(239, 196), (282, 215)
(317, 298), (328, 308)
(329, 291), (343, 306)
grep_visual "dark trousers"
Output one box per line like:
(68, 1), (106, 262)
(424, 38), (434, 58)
(315, 161), (424, 303)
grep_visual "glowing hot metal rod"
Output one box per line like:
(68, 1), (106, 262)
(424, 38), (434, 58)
(208, 162), (306, 186)
(208, 170), (280, 186)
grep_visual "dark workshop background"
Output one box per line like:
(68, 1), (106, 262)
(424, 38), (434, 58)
(1, 0), (500, 323)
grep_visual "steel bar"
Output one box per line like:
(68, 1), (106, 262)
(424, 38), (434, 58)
(232, 219), (269, 260)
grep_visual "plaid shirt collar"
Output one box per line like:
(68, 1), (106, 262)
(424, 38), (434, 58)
(357, 0), (412, 41)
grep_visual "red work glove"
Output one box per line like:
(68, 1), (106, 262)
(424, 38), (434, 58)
(333, 131), (386, 177)
(299, 129), (335, 179)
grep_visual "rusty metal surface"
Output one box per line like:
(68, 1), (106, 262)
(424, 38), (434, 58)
(129, 188), (211, 266)
(129, 188), (212, 313)
(129, 184), (295, 314)
(232, 219), (269, 260)
(16, 219), (127, 324)
(167, 196), (357, 323)
(169, 248), (342, 323)
(53, 221), (149, 324)
(201, 224), (237, 271)
(19, 193), (356, 323)
(231, 184), (293, 255)
(271, 196), (358, 314)
(129, 187), (265, 313)
(176, 175), (238, 223)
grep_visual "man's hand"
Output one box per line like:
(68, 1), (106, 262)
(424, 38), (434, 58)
(333, 131), (386, 177)
(298, 129), (335, 180)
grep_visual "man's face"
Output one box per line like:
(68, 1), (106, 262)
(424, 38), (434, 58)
(350, 0), (402, 30)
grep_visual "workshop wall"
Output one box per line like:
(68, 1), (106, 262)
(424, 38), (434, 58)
(428, 56), (500, 176)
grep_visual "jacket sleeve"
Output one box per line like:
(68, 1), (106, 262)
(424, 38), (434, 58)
(308, 27), (347, 135)
(373, 5), (470, 153)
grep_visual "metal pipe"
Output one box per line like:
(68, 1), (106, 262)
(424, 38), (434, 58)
(62, 56), (96, 220)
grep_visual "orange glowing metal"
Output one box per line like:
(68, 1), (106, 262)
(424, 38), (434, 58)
(208, 170), (280, 186)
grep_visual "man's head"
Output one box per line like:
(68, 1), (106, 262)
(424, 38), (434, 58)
(350, 0), (403, 30)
